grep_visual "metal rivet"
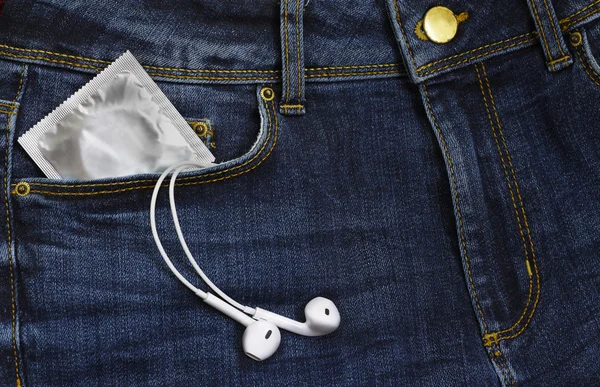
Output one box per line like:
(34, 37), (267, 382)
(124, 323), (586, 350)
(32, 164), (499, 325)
(15, 182), (30, 197)
(261, 87), (275, 101)
(192, 122), (209, 137)
(423, 6), (459, 44)
(570, 32), (583, 47)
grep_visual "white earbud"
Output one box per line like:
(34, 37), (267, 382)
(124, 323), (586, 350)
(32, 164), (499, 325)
(150, 162), (340, 362)
(253, 297), (341, 336)
(203, 293), (281, 361)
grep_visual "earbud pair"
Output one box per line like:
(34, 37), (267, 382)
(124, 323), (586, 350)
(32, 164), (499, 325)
(150, 161), (341, 361)
(204, 293), (340, 360)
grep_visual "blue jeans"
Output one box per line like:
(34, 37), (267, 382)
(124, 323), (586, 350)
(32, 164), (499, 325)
(1, 0), (599, 385)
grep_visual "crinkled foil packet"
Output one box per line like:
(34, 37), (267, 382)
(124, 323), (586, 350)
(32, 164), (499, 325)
(18, 51), (215, 180)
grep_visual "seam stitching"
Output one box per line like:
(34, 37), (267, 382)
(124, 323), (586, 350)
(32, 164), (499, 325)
(476, 63), (535, 337)
(284, 0), (291, 106)
(25, 98), (278, 196)
(295, 0), (302, 113)
(561, 0), (600, 24)
(393, 0), (417, 71)
(1, 2), (596, 80)
(576, 45), (600, 86)
(479, 64), (541, 343)
(542, 0), (567, 58)
(415, 3), (599, 77)
(418, 38), (536, 76)
(495, 347), (516, 386)
(4, 63), (25, 387)
(562, 6), (600, 31)
(422, 85), (488, 333)
(416, 33), (536, 72)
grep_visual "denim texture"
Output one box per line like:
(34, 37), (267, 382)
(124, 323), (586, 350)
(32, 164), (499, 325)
(1, 0), (600, 386)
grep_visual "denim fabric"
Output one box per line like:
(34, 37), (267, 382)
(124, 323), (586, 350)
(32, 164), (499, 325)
(1, 0), (600, 386)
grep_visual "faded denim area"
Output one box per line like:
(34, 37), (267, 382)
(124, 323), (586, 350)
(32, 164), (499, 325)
(1, 0), (600, 386)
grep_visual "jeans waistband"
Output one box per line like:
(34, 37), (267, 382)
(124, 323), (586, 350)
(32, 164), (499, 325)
(388, 0), (600, 82)
(0, 1), (599, 85)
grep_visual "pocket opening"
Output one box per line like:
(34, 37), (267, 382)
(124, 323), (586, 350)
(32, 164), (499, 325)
(11, 86), (279, 197)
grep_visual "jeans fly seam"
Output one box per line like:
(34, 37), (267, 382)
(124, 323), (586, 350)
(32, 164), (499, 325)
(24, 97), (278, 196)
(4, 63), (25, 387)
(422, 84), (488, 333)
(479, 64), (540, 343)
(495, 346), (516, 386)
(475, 63), (534, 337)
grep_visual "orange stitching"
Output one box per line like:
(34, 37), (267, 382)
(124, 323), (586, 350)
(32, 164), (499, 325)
(562, 7), (600, 31)
(422, 85), (488, 333)
(530, 0), (554, 61)
(561, 0), (600, 23)
(295, 0), (302, 112)
(547, 55), (571, 65)
(393, 0), (417, 70)
(307, 63), (398, 71)
(490, 354), (509, 386)
(496, 348), (516, 386)
(0, 51), (104, 70)
(26, 98), (277, 195)
(0, 102), (17, 108)
(0, 111), (16, 115)
(416, 32), (536, 73)
(576, 46), (600, 86)
(0, 43), (403, 80)
(0, 43), (110, 64)
(419, 38), (536, 76)
(476, 64), (534, 336)
(146, 72), (278, 81)
(283, 0), (291, 105)
(306, 70), (402, 78)
(5, 63), (25, 387)
(143, 65), (277, 74)
(0, 43), (279, 73)
(413, 2), (600, 78)
(480, 64), (540, 342)
(542, 0), (567, 58)
(280, 104), (304, 108)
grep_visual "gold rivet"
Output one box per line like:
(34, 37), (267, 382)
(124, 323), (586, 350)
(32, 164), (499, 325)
(570, 32), (583, 47)
(192, 122), (209, 137)
(261, 87), (275, 101)
(15, 182), (30, 197)
(423, 6), (459, 44)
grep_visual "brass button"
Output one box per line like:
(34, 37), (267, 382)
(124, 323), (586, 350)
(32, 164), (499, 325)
(260, 87), (275, 101)
(569, 31), (583, 47)
(423, 6), (459, 44)
(15, 182), (30, 197)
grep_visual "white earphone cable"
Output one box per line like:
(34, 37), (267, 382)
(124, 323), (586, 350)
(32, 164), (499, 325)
(150, 161), (255, 315)
(150, 164), (206, 298)
(168, 163), (255, 314)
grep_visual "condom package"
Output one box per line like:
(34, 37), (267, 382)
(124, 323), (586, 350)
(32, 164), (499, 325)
(18, 51), (215, 180)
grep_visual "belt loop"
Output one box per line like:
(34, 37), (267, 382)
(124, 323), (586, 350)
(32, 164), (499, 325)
(526, 0), (572, 72)
(279, 0), (306, 115)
